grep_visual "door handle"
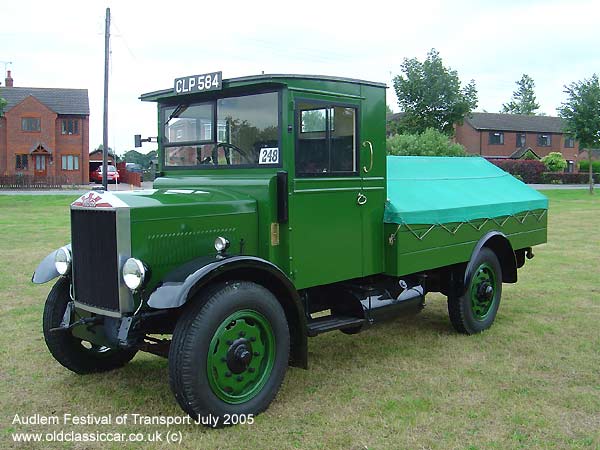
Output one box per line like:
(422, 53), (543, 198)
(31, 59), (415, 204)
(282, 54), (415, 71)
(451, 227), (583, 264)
(362, 141), (373, 173)
(357, 192), (368, 206)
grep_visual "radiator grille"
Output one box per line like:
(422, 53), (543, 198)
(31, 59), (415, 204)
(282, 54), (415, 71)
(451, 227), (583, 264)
(71, 208), (120, 312)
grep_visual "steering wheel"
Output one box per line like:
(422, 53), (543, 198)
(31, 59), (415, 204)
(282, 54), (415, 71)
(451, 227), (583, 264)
(214, 142), (251, 165)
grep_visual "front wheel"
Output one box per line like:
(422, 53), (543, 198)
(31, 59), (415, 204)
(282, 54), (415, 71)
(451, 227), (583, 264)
(448, 248), (503, 334)
(168, 281), (289, 427)
(43, 278), (137, 374)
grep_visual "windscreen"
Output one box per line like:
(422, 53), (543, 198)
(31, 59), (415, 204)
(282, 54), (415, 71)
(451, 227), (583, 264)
(163, 92), (280, 168)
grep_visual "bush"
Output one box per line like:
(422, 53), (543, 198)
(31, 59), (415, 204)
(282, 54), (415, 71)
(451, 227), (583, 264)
(386, 128), (467, 157)
(541, 152), (567, 172)
(487, 159), (546, 183)
(540, 172), (600, 184)
(578, 160), (600, 173)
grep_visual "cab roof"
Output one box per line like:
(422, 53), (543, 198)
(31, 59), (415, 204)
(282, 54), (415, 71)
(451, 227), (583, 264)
(139, 73), (387, 102)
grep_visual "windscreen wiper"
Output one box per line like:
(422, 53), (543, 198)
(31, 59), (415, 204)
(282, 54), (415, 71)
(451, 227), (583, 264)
(165, 104), (188, 125)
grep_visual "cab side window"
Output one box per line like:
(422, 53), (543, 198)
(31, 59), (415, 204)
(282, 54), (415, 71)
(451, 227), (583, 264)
(296, 102), (357, 176)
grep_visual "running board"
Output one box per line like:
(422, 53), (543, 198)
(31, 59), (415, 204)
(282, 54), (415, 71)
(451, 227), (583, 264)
(306, 315), (365, 337)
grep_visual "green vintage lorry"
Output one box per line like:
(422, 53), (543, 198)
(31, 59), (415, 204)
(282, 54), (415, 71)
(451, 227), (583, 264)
(33, 73), (548, 425)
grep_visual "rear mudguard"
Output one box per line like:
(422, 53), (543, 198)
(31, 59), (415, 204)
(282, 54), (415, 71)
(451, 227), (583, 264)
(32, 244), (71, 284)
(464, 231), (517, 291)
(147, 254), (308, 369)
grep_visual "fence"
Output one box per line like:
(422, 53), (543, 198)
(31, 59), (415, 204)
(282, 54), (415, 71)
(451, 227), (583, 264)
(116, 162), (142, 187)
(0, 174), (67, 189)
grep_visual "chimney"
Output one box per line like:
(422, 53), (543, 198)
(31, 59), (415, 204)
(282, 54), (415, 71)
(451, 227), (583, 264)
(5, 70), (13, 87)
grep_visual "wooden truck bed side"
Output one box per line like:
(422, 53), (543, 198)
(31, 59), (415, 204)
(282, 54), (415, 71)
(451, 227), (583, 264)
(383, 156), (548, 277)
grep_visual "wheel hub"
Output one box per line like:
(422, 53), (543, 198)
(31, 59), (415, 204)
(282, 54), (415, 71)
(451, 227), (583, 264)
(206, 309), (275, 404)
(477, 282), (494, 301)
(470, 263), (497, 320)
(226, 338), (253, 374)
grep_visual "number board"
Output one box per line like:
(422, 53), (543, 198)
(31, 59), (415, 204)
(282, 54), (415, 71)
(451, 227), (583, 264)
(173, 72), (222, 94)
(258, 148), (279, 164)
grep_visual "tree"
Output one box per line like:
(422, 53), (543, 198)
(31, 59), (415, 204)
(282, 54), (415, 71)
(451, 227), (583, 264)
(558, 74), (600, 194)
(386, 128), (468, 157)
(0, 97), (7, 117)
(300, 110), (327, 132)
(501, 74), (541, 115)
(392, 49), (478, 135)
(94, 144), (123, 163)
(123, 150), (157, 169)
(95, 144), (114, 154)
(541, 152), (567, 172)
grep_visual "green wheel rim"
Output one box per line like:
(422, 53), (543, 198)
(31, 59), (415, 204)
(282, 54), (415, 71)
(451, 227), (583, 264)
(207, 309), (276, 404)
(469, 262), (497, 320)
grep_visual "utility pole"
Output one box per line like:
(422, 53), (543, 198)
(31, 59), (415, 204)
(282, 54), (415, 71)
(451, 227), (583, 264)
(102, 8), (110, 191)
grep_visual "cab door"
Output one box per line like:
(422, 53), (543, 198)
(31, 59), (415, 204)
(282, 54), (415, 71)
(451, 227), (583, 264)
(288, 95), (365, 289)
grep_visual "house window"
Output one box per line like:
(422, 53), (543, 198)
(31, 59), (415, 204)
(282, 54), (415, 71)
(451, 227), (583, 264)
(61, 155), (79, 171)
(203, 122), (212, 141)
(21, 118), (41, 132)
(217, 122), (227, 142)
(489, 131), (504, 145)
(516, 133), (526, 148)
(61, 119), (79, 135)
(537, 134), (552, 147)
(564, 136), (575, 148)
(16, 154), (28, 170)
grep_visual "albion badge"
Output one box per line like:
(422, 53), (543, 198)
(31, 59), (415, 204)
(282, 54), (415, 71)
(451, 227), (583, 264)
(72, 192), (112, 208)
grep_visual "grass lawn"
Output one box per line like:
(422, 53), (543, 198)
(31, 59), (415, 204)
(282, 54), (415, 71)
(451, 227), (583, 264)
(1, 190), (598, 449)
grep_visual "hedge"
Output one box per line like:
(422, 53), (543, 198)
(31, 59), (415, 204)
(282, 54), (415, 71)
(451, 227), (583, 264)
(486, 159), (546, 183)
(578, 160), (600, 173)
(540, 172), (599, 184)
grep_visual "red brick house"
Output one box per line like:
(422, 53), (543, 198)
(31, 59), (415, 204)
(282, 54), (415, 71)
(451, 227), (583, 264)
(0, 71), (90, 184)
(455, 112), (579, 171)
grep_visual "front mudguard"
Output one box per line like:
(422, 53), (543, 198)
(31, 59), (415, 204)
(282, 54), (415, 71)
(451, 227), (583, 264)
(147, 254), (308, 369)
(32, 244), (71, 284)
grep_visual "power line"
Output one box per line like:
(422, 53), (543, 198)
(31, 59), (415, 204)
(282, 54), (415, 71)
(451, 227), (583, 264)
(111, 15), (137, 61)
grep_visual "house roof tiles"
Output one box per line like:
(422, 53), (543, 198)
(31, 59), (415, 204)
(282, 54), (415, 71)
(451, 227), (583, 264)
(0, 87), (89, 115)
(466, 112), (565, 133)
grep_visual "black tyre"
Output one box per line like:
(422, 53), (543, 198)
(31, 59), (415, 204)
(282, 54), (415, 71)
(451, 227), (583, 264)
(448, 248), (503, 334)
(169, 281), (289, 427)
(43, 278), (137, 374)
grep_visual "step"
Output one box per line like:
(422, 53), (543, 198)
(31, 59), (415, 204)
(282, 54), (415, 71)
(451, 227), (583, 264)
(306, 315), (365, 337)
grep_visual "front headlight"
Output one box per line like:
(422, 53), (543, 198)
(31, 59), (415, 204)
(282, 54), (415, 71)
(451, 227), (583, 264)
(214, 236), (230, 253)
(122, 258), (147, 291)
(54, 246), (72, 275)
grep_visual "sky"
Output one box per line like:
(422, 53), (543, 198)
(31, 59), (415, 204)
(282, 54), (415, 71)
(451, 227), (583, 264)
(1, 0), (599, 155)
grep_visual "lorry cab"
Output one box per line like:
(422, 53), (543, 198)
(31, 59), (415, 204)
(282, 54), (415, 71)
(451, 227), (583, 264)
(140, 73), (388, 289)
(34, 72), (547, 426)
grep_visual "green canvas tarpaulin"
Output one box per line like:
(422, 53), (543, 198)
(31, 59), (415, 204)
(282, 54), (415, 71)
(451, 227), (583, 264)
(384, 156), (548, 225)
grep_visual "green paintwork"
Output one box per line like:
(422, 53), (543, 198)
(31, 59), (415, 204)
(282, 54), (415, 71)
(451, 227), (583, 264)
(126, 74), (547, 302)
(384, 210), (547, 277)
(108, 187), (259, 295)
(137, 75), (388, 292)
(207, 309), (275, 404)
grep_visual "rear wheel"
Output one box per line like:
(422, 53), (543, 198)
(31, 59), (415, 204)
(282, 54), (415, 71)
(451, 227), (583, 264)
(43, 278), (137, 374)
(169, 281), (289, 427)
(448, 248), (502, 334)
